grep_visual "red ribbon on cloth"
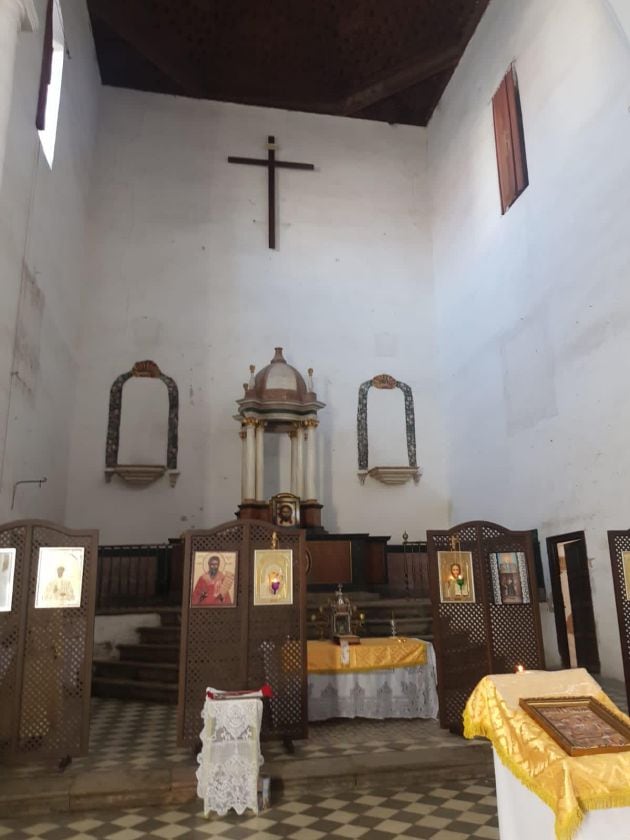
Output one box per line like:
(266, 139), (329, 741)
(206, 683), (273, 700)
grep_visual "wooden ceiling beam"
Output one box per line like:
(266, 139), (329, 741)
(341, 45), (461, 116)
(89, 0), (205, 99)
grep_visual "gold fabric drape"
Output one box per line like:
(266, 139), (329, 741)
(464, 669), (630, 840)
(307, 637), (427, 674)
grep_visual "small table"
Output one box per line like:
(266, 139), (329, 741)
(307, 637), (438, 721)
(465, 669), (630, 840)
(196, 694), (263, 817)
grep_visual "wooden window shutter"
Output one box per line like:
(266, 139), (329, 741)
(36, 0), (53, 131)
(492, 64), (529, 214)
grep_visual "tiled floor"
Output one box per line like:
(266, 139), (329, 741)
(0, 702), (479, 777)
(0, 676), (625, 838)
(0, 778), (499, 839)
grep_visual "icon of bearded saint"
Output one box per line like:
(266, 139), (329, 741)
(192, 554), (234, 606)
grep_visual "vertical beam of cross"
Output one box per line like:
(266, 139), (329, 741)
(228, 136), (315, 249)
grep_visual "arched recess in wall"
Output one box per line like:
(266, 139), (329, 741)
(357, 374), (421, 486)
(104, 360), (179, 486)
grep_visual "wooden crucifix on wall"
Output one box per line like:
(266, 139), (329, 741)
(228, 136), (315, 249)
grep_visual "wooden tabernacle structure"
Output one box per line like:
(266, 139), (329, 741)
(427, 520), (544, 731)
(177, 519), (307, 747)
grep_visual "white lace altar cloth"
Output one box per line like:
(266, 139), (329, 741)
(196, 693), (264, 817)
(308, 643), (438, 721)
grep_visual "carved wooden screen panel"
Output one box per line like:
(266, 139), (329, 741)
(0, 523), (29, 761)
(428, 523), (491, 730)
(178, 520), (306, 747)
(607, 531), (630, 713)
(248, 523), (306, 742)
(481, 523), (544, 675)
(18, 523), (98, 760)
(428, 521), (544, 730)
(178, 521), (247, 747)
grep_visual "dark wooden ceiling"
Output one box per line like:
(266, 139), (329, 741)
(87, 0), (490, 127)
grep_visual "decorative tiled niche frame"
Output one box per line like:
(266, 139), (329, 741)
(105, 360), (179, 486)
(357, 374), (421, 485)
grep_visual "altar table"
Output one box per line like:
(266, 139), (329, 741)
(464, 669), (630, 840)
(307, 638), (438, 721)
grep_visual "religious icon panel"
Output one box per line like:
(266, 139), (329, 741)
(271, 493), (300, 528)
(438, 550), (475, 603)
(34, 546), (84, 609)
(489, 551), (530, 604)
(253, 549), (293, 606)
(191, 551), (237, 607)
(0, 548), (16, 612)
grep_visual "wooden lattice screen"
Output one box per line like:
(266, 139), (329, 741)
(0, 520), (98, 763)
(177, 519), (306, 746)
(607, 531), (630, 713)
(427, 520), (544, 730)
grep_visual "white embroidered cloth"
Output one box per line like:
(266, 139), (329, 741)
(308, 644), (439, 721)
(196, 691), (264, 817)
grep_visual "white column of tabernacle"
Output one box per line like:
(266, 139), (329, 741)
(244, 420), (256, 500)
(0, 1), (37, 192)
(240, 428), (247, 502)
(295, 422), (304, 498)
(255, 420), (265, 501)
(289, 428), (298, 495)
(304, 419), (318, 501)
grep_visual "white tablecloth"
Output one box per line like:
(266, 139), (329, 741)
(308, 642), (438, 721)
(493, 750), (630, 839)
(196, 694), (263, 817)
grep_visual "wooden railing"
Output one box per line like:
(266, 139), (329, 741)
(385, 545), (430, 597)
(96, 540), (183, 611)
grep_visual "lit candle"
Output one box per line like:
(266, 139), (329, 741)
(270, 573), (281, 595)
(515, 663), (525, 674)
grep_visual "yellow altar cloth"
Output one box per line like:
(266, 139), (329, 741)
(464, 669), (630, 840)
(307, 637), (427, 674)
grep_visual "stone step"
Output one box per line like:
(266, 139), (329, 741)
(118, 643), (180, 664)
(137, 626), (181, 645)
(266, 741), (493, 800)
(0, 738), (492, 818)
(93, 659), (179, 684)
(92, 676), (178, 704)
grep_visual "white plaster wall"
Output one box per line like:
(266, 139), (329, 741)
(428, 0), (630, 677)
(66, 90), (449, 545)
(93, 612), (161, 660)
(0, 0), (100, 522)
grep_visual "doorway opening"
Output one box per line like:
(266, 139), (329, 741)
(546, 531), (600, 673)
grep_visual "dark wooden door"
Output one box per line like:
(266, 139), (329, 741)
(547, 533), (600, 674)
(565, 540), (600, 673)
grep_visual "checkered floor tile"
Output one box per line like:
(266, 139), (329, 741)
(0, 778), (500, 839)
(0, 676), (625, 778)
(0, 702), (480, 778)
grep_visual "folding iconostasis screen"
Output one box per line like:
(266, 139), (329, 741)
(427, 521), (544, 730)
(607, 531), (630, 713)
(0, 520), (98, 763)
(177, 519), (307, 747)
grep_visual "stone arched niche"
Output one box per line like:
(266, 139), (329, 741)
(357, 374), (421, 486)
(104, 360), (179, 486)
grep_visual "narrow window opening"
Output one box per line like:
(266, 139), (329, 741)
(37, 0), (64, 169)
(492, 64), (529, 214)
